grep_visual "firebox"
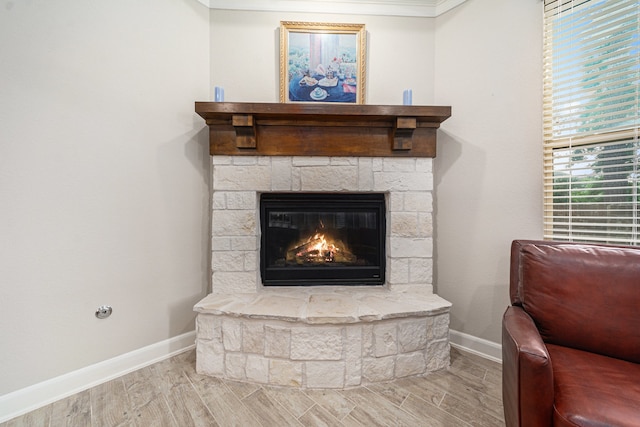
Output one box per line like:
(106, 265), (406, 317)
(260, 193), (386, 286)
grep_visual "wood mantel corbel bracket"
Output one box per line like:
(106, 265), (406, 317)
(196, 102), (451, 158)
(205, 114), (257, 149)
(393, 117), (417, 151)
(231, 114), (256, 149)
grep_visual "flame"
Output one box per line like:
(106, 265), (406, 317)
(295, 233), (340, 262)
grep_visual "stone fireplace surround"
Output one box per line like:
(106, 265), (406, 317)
(193, 103), (452, 389)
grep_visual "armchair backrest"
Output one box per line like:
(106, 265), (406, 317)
(510, 240), (640, 364)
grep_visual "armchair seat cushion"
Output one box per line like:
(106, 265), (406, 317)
(548, 344), (640, 427)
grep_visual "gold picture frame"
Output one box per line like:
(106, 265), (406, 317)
(279, 21), (366, 104)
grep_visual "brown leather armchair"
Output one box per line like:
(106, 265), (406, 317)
(502, 240), (640, 427)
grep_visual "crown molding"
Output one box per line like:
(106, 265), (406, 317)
(197, 0), (467, 18)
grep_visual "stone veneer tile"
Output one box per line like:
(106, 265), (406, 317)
(372, 158), (383, 171)
(428, 313), (451, 340)
(306, 361), (346, 388)
(291, 327), (343, 360)
(409, 258), (433, 284)
(426, 340), (450, 371)
(211, 210), (256, 236)
(292, 157), (330, 166)
(241, 294), (305, 321)
(330, 157), (357, 166)
(389, 258), (409, 285)
(212, 251), (245, 272)
(345, 326), (363, 387)
(270, 359), (303, 387)
(397, 319), (428, 353)
(362, 356), (395, 382)
(211, 272), (256, 294)
(418, 212), (433, 237)
(373, 171), (433, 192)
(391, 293), (452, 316)
(265, 326), (291, 358)
(213, 165), (271, 191)
(404, 192), (432, 212)
(395, 352), (427, 377)
(242, 321), (265, 354)
(232, 156), (259, 165)
(389, 237), (432, 258)
(225, 191), (256, 210)
(362, 324), (374, 357)
(373, 323), (397, 357)
(291, 166), (302, 191)
(211, 156), (231, 165)
(225, 353), (247, 380)
(388, 192), (404, 212)
(271, 157), (292, 190)
(358, 295), (431, 320)
(415, 158), (432, 172)
(230, 236), (257, 251)
(222, 318), (242, 351)
(299, 166), (357, 191)
(246, 354), (269, 384)
(244, 252), (256, 271)
(306, 294), (359, 324)
(212, 192), (226, 209)
(196, 340), (224, 376)
(212, 237), (231, 251)
(382, 158), (417, 172)
(357, 158), (374, 191)
(194, 293), (249, 314)
(196, 314), (221, 341)
(390, 212), (420, 237)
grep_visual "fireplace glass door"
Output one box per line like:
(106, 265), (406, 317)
(260, 193), (385, 286)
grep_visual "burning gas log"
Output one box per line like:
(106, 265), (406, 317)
(286, 232), (356, 265)
(292, 234), (337, 262)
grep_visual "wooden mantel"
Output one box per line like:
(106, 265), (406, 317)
(195, 102), (451, 158)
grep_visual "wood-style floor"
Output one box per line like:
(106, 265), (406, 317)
(2, 347), (504, 427)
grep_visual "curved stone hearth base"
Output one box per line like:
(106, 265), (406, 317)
(193, 288), (451, 389)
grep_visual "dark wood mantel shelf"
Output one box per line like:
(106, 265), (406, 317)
(195, 102), (451, 158)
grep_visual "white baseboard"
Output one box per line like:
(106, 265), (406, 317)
(449, 329), (502, 363)
(0, 330), (196, 423)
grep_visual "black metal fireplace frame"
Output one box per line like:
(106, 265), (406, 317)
(260, 192), (386, 286)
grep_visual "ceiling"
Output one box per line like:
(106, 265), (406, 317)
(197, 0), (467, 18)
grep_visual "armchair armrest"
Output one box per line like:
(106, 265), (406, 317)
(502, 306), (554, 427)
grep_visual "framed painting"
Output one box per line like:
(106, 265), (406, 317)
(279, 21), (366, 104)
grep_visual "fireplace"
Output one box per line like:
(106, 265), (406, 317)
(260, 193), (385, 286)
(193, 103), (453, 389)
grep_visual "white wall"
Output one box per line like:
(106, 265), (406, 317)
(434, 0), (544, 344)
(209, 4), (544, 349)
(0, 0), (543, 404)
(0, 0), (210, 396)
(209, 10), (435, 105)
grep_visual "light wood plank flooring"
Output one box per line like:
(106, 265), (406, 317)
(2, 347), (504, 426)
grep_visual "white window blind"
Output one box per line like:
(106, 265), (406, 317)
(543, 0), (640, 245)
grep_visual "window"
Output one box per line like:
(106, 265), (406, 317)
(543, 0), (640, 245)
